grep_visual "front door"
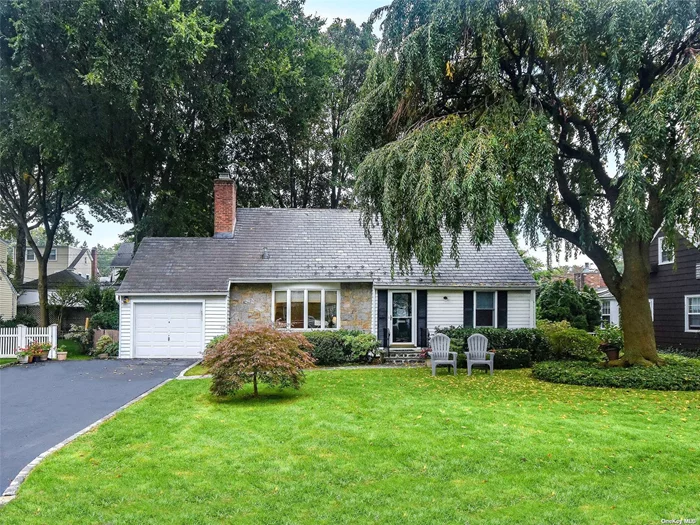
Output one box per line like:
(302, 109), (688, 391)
(389, 291), (414, 345)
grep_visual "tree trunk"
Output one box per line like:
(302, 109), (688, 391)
(607, 239), (661, 367)
(14, 226), (26, 287)
(253, 371), (258, 396)
(37, 256), (50, 327)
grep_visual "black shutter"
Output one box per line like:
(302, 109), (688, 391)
(377, 290), (388, 347)
(463, 291), (474, 327)
(417, 290), (428, 347)
(498, 291), (508, 328)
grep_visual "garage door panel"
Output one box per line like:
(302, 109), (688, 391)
(134, 303), (203, 358)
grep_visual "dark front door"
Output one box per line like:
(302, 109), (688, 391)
(390, 291), (413, 344)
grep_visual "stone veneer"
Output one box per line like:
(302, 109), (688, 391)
(229, 284), (272, 326)
(340, 282), (373, 332)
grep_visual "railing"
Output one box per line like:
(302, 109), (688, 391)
(0, 325), (59, 359)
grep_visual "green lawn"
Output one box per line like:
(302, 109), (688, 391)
(183, 362), (208, 376)
(1, 368), (699, 524)
(57, 338), (92, 360)
(0, 358), (15, 366)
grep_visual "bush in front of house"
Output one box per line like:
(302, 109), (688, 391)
(537, 280), (601, 331)
(537, 320), (602, 362)
(435, 327), (552, 362)
(90, 311), (119, 330)
(303, 330), (379, 366)
(203, 324), (315, 397)
(532, 356), (700, 391)
(659, 346), (700, 359)
(493, 348), (532, 369)
(94, 335), (119, 356)
(0, 313), (39, 328)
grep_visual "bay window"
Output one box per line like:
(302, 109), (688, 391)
(272, 287), (340, 330)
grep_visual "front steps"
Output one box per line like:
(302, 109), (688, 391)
(382, 348), (425, 365)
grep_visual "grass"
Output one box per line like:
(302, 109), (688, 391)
(57, 338), (92, 360)
(0, 357), (15, 366)
(183, 362), (208, 376)
(1, 368), (699, 524)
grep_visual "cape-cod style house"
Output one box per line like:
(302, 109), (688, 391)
(115, 176), (537, 359)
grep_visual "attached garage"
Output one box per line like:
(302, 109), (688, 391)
(117, 295), (228, 359)
(133, 303), (203, 358)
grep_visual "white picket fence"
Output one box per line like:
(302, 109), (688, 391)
(0, 325), (58, 359)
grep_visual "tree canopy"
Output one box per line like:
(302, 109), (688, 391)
(348, 0), (700, 365)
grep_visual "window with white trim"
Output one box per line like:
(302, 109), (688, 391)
(273, 287), (339, 330)
(686, 295), (700, 332)
(26, 249), (35, 262)
(475, 291), (496, 327)
(49, 248), (57, 261)
(658, 236), (674, 264)
(601, 300), (611, 325)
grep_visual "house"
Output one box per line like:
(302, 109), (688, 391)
(648, 230), (700, 349)
(108, 242), (135, 283)
(18, 269), (91, 330)
(554, 262), (607, 290)
(23, 245), (97, 283)
(0, 239), (18, 321)
(597, 287), (620, 326)
(115, 176), (537, 359)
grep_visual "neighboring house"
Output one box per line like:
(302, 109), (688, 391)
(23, 245), (97, 283)
(108, 242), (135, 283)
(555, 262), (607, 290)
(18, 270), (91, 330)
(597, 287), (620, 327)
(116, 176), (537, 359)
(0, 239), (18, 321)
(648, 230), (700, 349)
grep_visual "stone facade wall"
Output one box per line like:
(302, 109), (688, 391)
(229, 284), (272, 326)
(341, 283), (372, 332)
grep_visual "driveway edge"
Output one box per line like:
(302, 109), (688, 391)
(1, 376), (176, 503)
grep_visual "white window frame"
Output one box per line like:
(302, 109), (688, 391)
(649, 299), (654, 322)
(658, 236), (674, 265)
(271, 285), (340, 331)
(600, 299), (611, 326)
(26, 249), (35, 262)
(49, 248), (57, 261)
(685, 295), (700, 333)
(474, 291), (497, 328)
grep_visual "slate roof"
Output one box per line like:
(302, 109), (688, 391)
(110, 243), (135, 268)
(119, 208), (535, 294)
(22, 269), (91, 290)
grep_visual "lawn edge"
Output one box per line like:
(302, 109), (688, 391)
(0, 375), (177, 503)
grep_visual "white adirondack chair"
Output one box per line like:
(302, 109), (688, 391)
(466, 334), (495, 376)
(429, 333), (457, 376)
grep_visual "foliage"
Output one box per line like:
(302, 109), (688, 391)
(23, 341), (52, 356)
(596, 324), (625, 349)
(493, 348), (532, 370)
(81, 284), (103, 316)
(100, 288), (118, 312)
(94, 335), (119, 357)
(0, 313), (38, 328)
(343, 332), (379, 362)
(348, 0), (700, 365)
(532, 356), (700, 391)
(63, 324), (93, 351)
(537, 321), (603, 362)
(303, 330), (378, 365)
(435, 327), (552, 362)
(89, 311), (119, 330)
(659, 346), (700, 359)
(537, 280), (601, 331)
(48, 283), (83, 329)
(203, 324), (315, 397)
(206, 334), (227, 352)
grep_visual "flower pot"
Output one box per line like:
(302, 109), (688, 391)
(98, 353), (109, 360)
(28, 355), (34, 363)
(600, 344), (620, 361)
(17, 355), (29, 364)
(56, 351), (68, 361)
(38, 351), (49, 362)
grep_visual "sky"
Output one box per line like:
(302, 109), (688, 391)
(68, 0), (591, 265)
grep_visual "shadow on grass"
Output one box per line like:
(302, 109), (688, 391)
(202, 387), (307, 406)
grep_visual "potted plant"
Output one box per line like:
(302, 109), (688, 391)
(29, 341), (52, 362)
(16, 349), (32, 364)
(56, 345), (68, 361)
(595, 324), (624, 361)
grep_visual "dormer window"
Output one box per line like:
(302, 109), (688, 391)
(658, 236), (674, 265)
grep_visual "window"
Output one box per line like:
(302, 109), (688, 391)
(26, 249), (35, 262)
(601, 300), (611, 325)
(49, 248), (57, 261)
(475, 291), (496, 327)
(658, 236), (674, 264)
(272, 287), (340, 330)
(686, 296), (700, 332)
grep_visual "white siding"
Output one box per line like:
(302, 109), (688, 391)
(118, 295), (228, 358)
(507, 291), (535, 328)
(427, 290), (463, 335)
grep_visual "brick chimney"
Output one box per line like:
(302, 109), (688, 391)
(91, 247), (98, 280)
(214, 174), (237, 238)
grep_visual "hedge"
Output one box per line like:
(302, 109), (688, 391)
(303, 330), (378, 366)
(435, 327), (552, 362)
(492, 348), (532, 369)
(532, 355), (700, 391)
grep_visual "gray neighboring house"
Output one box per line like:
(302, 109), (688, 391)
(108, 242), (135, 283)
(115, 176), (537, 359)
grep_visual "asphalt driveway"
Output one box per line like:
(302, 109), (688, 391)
(0, 359), (195, 493)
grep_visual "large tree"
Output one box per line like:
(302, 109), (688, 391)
(349, 0), (700, 366)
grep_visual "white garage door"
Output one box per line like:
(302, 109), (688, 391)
(133, 302), (203, 358)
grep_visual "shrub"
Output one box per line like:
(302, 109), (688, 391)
(595, 324), (624, 349)
(95, 335), (114, 355)
(532, 356), (700, 391)
(537, 280), (601, 331)
(90, 311), (119, 330)
(100, 288), (119, 312)
(0, 313), (39, 328)
(493, 348), (532, 369)
(537, 320), (601, 361)
(435, 327), (552, 362)
(206, 334), (227, 352)
(204, 324), (315, 397)
(103, 342), (119, 356)
(659, 346), (700, 359)
(304, 331), (348, 366)
(343, 332), (379, 362)
(63, 324), (93, 351)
